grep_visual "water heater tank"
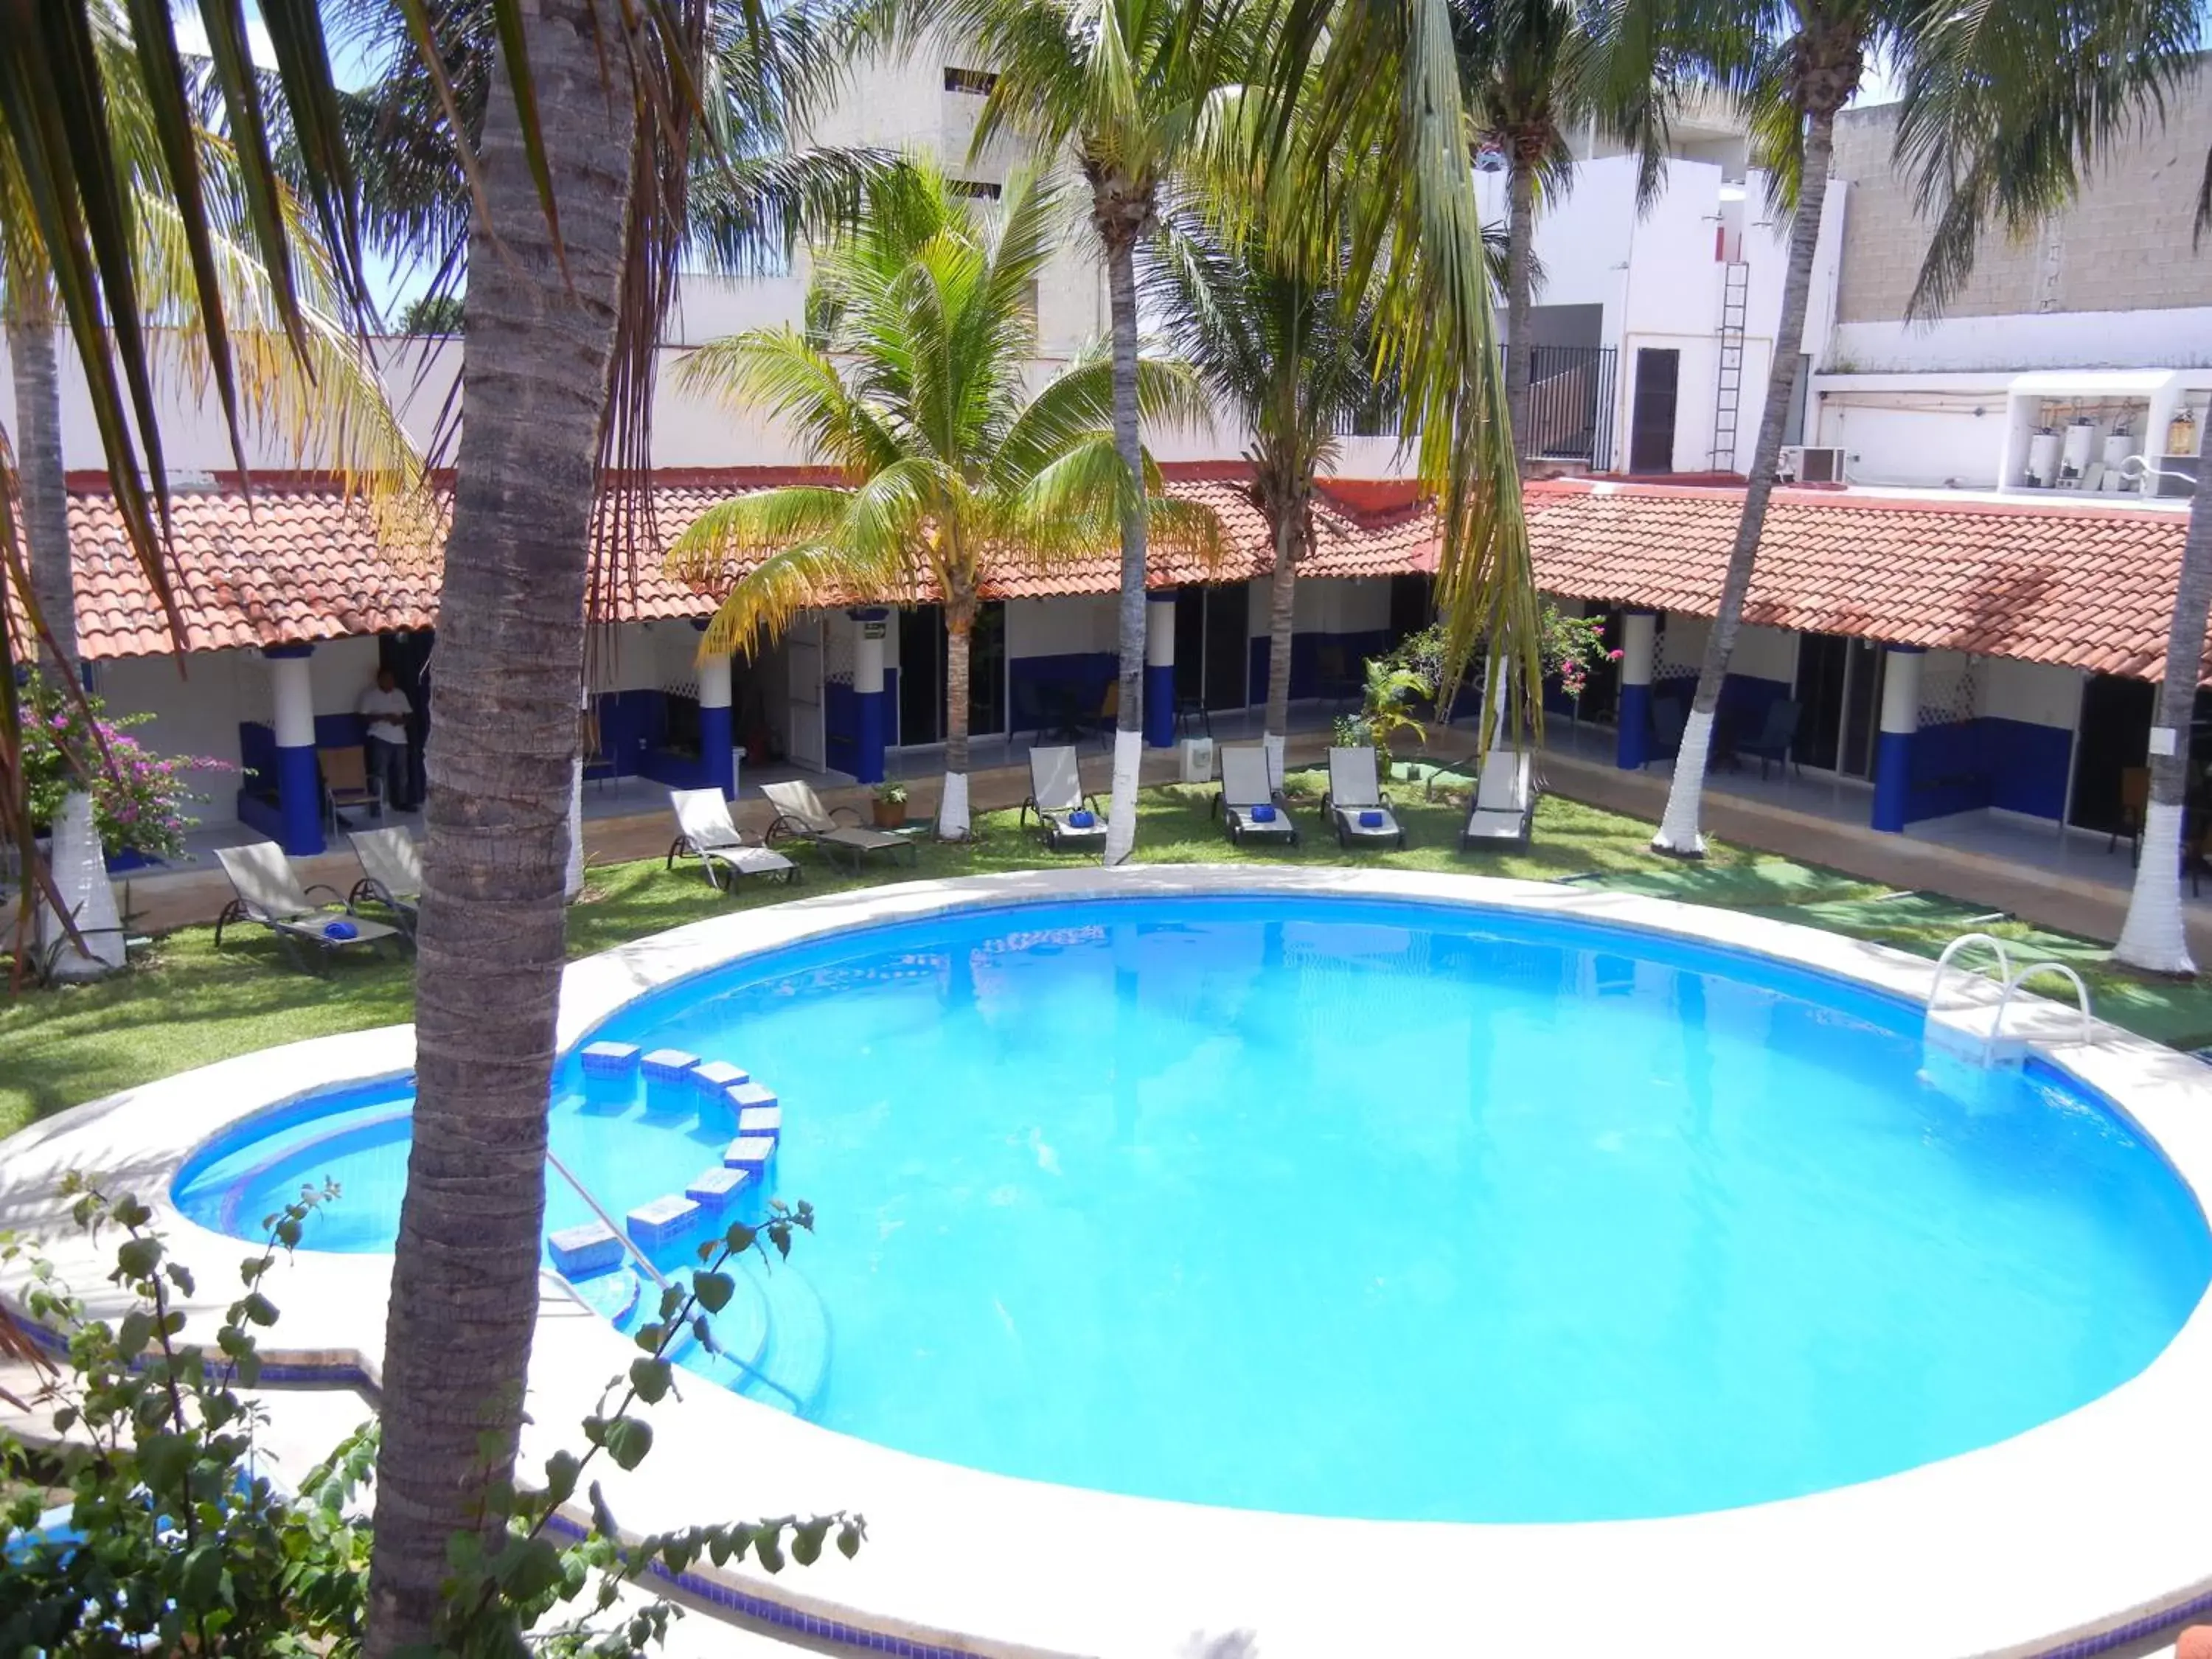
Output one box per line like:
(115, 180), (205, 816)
(2027, 428), (2063, 487)
(2059, 420), (2097, 481)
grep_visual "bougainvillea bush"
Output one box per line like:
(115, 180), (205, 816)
(20, 672), (229, 862)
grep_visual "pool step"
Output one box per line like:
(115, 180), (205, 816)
(737, 1256), (830, 1418)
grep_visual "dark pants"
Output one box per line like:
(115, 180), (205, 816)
(366, 737), (409, 811)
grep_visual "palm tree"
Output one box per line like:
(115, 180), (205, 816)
(1450, 0), (1677, 474)
(672, 167), (1217, 834)
(1648, 0), (2194, 858)
(1144, 209), (1387, 776)
(3, 11), (420, 977)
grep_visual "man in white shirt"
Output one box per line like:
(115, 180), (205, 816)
(358, 669), (414, 811)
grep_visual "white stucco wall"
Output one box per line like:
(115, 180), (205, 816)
(1980, 658), (2084, 729)
(1732, 625), (1798, 684)
(92, 650), (258, 827)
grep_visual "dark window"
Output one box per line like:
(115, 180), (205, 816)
(947, 178), (1002, 200)
(894, 602), (1007, 745)
(943, 66), (998, 94)
(2071, 674), (2154, 832)
(1203, 585), (1248, 711)
(1792, 633), (1848, 773)
(1174, 590), (1206, 703)
(1629, 348), (1680, 473)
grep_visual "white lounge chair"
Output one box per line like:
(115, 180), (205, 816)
(1021, 745), (1107, 852)
(1323, 746), (1406, 850)
(347, 826), (423, 935)
(215, 841), (404, 970)
(1213, 744), (1299, 847)
(1460, 747), (1537, 851)
(760, 779), (917, 870)
(666, 788), (800, 891)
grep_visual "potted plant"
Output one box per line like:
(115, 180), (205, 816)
(872, 780), (908, 830)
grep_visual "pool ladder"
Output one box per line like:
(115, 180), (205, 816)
(546, 1150), (806, 1413)
(1924, 933), (2093, 1069)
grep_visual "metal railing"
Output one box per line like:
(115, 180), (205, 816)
(1519, 345), (1617, 468)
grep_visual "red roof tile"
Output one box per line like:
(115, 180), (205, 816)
(61, 465), (1441, 659)
(1524, 479), (2197, 681)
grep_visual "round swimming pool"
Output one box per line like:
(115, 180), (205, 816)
(173, 893), (2212, 1525)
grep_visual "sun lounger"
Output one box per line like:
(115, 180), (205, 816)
(760, 779), (917, 869)
(1021, 745), (1108, 852)
(666, 788), (801, 891)
(215, 841), (404, 970)
(1213, 744), (1299, 847)
(1323, 745), (1406, 850)
(1460, 747), (1537, 851)
(347, 827), (423, 935)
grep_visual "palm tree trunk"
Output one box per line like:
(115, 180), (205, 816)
(1505, 156), (1535, 478)
(14, 291), (122, 979)
(1651, 102), (1837, 855)
(364, 6), (637, 1653)
(1262, 498), (1298, 778)
(10, 297), (77, 677)
(2113, 487), (2212, 974)
(941, 594), (973, 839)
(1099, 218), (1148, 867)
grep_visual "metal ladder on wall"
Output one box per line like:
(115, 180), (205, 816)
(1708, 261), (1750, 470)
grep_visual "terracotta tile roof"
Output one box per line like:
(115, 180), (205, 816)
(60, 465), (1441, 659)
(1523, 479), (2197, 681)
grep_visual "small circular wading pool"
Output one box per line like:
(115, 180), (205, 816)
(171, 888), (2212, 1527)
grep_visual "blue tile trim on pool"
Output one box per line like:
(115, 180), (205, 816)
(16, 1316), (380, 1394)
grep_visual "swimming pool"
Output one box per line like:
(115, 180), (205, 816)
(172, 891), (2212, 1526)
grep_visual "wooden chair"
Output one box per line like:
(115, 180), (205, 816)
(2114, 765), (2151, 861)
(320, 745), (381, 827)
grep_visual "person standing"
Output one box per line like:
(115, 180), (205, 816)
(358, 667), (414, 811)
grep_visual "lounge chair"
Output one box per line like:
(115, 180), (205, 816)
(760, 779), (917, 869)
(1212, 744), (1300, 847)
(667, 788), (800, 891)
(347, 827), (423, 935)
(214, 841), (404, 970)
(1460, 747), (1537, 852)
(1322, 745), (1407, 850)
(1021, 745), (1108, 852)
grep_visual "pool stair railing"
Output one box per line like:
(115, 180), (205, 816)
(1924, 933), (2093, 1084)
(548, 1043), (810, 1414)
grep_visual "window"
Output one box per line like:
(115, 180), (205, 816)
(943, 66), (998, 94)
(948, 178), (1003, 201)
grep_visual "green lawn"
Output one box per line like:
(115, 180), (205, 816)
(6, 771), (2210, 1140)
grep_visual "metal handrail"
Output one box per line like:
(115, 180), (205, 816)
(1990, 961), (2095, 1052)
(1927, 933), (2014, 1016)
(545, 1150), (804, 1414)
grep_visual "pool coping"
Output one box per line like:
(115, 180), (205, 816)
(6, 863), (2212, 1659)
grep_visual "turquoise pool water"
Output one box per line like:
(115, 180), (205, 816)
(173, 894), (2212, 1523)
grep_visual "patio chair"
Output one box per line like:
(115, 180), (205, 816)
(1212, 743), (1299, 847)
(1322, 745), (1407, 851)
(1021, 745), (1108, 852)
(2115, 766), (2150, 860)
(1736, 698), (1802, 780)
(760, 779), (917, 869)
(347, 827), (423, 936)
(214, 841), (404, 971)
(1091, 681), (1120, 750)
(321, 745), (381, 827)
(1459, 747), (1537, 852)
(1648, 694), (1688, 766)
(667, 788), (800, 891)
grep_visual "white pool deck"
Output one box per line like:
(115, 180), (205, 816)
(7, 866), (2212, 1659)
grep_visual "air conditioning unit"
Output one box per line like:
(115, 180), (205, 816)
(1179, 737), (1215, 784)
(1777, 445), (1846, 484)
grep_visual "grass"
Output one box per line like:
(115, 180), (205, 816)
(7, 768), (2212, 1139)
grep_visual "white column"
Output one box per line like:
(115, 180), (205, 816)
(1619, 611), (1656, 687)
(698, 652), (732, 709)
(1878, 649), (1922, 736)
(270, 655), (316, 748)
(853, 622), (886, 695)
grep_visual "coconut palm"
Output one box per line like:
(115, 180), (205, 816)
(1648, 0), (2197, 858)
(672, 167), (1219, 835)
(1144, 209), (1388, 776)
(3, 11), (420, 977)
(1450, 0), (1682, 473)
(1884, 3), (2207, 974)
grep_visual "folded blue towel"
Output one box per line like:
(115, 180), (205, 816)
(1066, 809), (1096, 828)
(1359, 809), (1386, 829)
(1250, 803), (1276, 823)
(323, 919), (358, 941)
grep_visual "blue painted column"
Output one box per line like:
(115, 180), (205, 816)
(1615, 609), (1657, 771)
(849, 608), (888, 785)
(1144, 588), (1177, 748)
(696, 641), (735, 799)
(1871, 644), (1924, 833)
(264, 644), (324, 856)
